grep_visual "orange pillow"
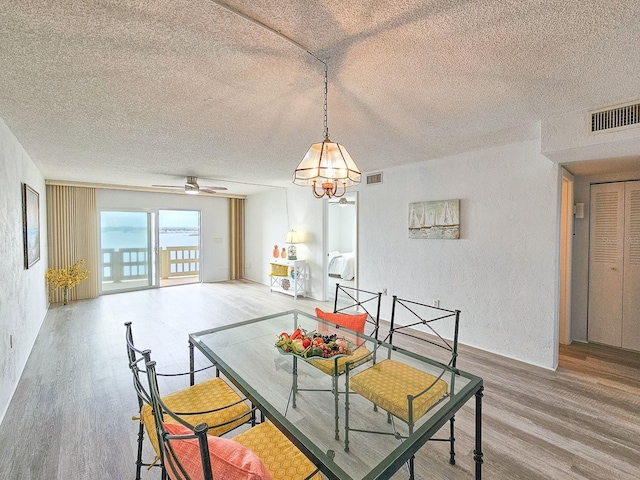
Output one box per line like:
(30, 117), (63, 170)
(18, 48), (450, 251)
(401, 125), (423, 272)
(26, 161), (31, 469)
(315, 308), (368, 333)
(163, 423), (272, 480)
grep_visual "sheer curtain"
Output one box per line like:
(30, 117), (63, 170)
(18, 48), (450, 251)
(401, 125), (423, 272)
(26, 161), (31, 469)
(229, 198), (245, 280)
(46, 185), (99, 302)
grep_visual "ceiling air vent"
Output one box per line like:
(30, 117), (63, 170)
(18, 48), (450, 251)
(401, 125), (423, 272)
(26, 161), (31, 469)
(591, 102), (640, 132)
(366, 172), (383, 185)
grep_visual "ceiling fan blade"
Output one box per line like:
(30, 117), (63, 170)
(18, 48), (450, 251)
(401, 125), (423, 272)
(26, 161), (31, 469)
(200, 186), (228, 191)
(199, 188), (222, 194)
(152, 184), (183, 188)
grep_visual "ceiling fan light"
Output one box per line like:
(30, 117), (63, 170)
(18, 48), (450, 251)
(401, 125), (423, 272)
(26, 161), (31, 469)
(185, 184), (199, 194)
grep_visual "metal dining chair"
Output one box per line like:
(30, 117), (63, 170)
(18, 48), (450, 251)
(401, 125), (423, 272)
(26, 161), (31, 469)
(124, 322), (253, 479)
(291, 283), (382, 440)
(343, 296), (461, 479)
(144, 356), (322, 480)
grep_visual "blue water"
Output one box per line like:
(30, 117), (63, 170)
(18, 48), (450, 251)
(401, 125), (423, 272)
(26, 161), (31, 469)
(101, 230), (199, 249)
(159, 232), (199, 248)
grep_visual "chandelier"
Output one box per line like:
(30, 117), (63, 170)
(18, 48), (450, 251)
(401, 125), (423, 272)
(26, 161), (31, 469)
(292, 63), (361, 198)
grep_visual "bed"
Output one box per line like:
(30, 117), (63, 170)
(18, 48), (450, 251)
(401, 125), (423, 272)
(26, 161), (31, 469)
(327, 252), (355, 281)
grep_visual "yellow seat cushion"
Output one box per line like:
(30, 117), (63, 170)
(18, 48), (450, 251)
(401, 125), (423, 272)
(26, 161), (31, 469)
(140, 377), (251, 458)
(233, 422), (322, 480)
(307, 345), (371, 376)
(349, 359), (448, 423)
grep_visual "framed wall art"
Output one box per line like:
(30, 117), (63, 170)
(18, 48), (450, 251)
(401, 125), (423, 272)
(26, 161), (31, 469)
(22, 183), (40, 269)
(409, 199), (460, 239)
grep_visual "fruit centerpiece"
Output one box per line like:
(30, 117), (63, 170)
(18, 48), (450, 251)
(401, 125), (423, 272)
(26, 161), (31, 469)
(275, 328), (352, 359)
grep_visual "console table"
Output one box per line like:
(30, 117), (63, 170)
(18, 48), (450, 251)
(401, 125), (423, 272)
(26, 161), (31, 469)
(269, 258), (306, 299)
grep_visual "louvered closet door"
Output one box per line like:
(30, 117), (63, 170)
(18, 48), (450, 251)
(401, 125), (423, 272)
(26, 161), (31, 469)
(622, 181), (640, 351)
(588, 182), (624, 347)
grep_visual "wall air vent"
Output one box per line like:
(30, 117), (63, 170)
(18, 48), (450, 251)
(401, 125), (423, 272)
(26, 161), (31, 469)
(366, 172), (383, 185)
(591, 102), (640, 132)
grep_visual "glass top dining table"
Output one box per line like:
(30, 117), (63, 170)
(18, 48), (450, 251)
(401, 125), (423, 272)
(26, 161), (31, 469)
(189, 309), (484, 480)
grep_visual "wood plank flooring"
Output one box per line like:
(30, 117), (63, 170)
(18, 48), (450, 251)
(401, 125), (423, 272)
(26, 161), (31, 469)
(0, 280), (638, 479)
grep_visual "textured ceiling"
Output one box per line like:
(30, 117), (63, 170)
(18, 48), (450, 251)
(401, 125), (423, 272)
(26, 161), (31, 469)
(1, 0), (640, 196)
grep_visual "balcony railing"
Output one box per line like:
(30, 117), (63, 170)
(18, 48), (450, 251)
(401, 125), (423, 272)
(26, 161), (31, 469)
(102, 246), (199, 283)
(159, 246), (199, 279)
(102, 248), (149, 283)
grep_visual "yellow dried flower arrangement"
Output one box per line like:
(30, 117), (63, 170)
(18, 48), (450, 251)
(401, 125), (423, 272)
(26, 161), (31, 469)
(45, 259), (90, 305)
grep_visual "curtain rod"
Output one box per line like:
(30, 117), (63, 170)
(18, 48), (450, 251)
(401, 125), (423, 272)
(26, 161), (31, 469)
(44, 180), (248, 199)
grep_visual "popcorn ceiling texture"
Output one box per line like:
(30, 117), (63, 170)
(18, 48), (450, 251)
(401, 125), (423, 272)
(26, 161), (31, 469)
(0, 119), (48, 423)
(0, 1), (639, 195)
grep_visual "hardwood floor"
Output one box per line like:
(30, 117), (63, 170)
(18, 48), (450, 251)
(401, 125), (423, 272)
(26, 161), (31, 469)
(0, 280), (638, 479)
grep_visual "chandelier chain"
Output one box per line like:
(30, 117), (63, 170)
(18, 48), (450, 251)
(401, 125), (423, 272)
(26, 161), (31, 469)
(323, 62), (329, 139)
(207, 0), (362, 198)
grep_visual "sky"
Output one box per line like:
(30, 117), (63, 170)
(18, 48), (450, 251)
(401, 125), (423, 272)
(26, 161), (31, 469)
(100, 210), (200, 229)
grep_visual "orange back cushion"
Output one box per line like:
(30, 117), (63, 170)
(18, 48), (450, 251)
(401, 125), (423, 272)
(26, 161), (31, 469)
(315, 308), (368, 333)
(163, 422), (272, 480)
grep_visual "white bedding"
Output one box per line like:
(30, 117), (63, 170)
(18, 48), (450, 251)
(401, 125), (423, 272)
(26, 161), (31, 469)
(328, 252), (355, 280)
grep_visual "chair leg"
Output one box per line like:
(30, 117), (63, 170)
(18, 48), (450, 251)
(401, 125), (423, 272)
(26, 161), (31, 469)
(449, 415), (456, 465)
(344, 382), (350, 452)
(134, 421), (145, 480)
(409, 456), (415, 480)
(333, 375), (340, 440)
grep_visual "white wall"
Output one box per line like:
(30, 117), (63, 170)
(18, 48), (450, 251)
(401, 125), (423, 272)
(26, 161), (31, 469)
(245, 187), (324, 299)
(359, 139), (559, 369)
(0, 118), (49, 423)
(542, 109), (640, 164)
(570, 169), (640, 342)
(245, 138), (561, 369)
(97, 189), (230, 282)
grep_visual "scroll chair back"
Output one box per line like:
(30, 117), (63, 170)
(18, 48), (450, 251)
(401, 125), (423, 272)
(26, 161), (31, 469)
(124, 322), (253, 480)
(144, 359), (322, 480)
(292, 284), (382, 440)
(388, 296), (460, 369)
(333, 283), (383, 341)
(344, 296), (461, 478)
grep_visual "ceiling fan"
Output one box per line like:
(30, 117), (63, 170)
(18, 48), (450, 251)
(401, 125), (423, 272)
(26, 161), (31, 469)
(151, 176), (228, 195)
(329, 197), (356, 206)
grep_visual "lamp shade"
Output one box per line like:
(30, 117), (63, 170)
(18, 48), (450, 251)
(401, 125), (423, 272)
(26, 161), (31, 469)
(285, 230), (300, 244)
(293, 137), (361, 198)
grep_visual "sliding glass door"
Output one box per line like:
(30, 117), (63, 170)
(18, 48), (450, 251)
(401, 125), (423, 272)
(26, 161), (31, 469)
(100, 211), (154, 293)
(158, 210), (201, 287)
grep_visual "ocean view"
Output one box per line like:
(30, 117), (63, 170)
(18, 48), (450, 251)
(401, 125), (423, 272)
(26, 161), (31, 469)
(100, 228), (199, 249)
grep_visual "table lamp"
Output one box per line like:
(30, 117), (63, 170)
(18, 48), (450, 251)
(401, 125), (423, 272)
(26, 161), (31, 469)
(285, 230), (300, 260)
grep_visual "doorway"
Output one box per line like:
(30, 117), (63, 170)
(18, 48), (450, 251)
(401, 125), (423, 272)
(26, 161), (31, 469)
(587, 180), (640, 352)
(158, 210), (201, 287)
(559, 170), (574, 345)
(324, 193), (358, 301)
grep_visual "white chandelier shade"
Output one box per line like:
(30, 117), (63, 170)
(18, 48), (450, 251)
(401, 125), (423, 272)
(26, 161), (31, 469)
(293, 137), (361, 198)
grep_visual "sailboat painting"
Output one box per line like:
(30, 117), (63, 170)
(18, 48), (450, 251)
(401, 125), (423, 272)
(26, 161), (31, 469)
(408, 199), (460, 239)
